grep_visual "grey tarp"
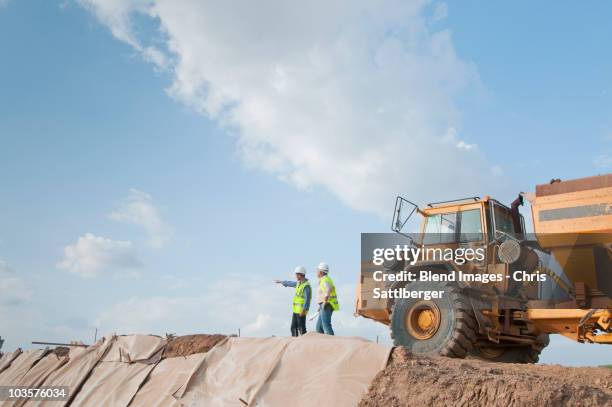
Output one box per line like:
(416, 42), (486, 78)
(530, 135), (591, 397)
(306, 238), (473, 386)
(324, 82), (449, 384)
(69, 362), (154, 407)
(253, 334), (391, 406)
(129, 354), (206, 407)
(0, 350), (22, 375)
(24, 336), (116, 407)
(5, 353), (68, 407)
(67, 334), (165, 407)
(176, 333), (391, 407)
(100, 335), (166, 363)
(0, 350), (47, 389)
(176, 337), (290, 406)
(2, 333), (390, 407)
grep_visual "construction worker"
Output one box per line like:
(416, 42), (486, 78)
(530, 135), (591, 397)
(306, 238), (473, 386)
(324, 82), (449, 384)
(315, 262), (339, 335)
(274, 266), (312, 337)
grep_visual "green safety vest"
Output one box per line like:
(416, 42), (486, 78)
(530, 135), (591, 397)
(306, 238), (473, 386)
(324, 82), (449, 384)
(292, 280), (311, 314)
(319, 275), (339, 311)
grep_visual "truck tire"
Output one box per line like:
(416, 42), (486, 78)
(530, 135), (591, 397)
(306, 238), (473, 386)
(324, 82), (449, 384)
(470, 333), (549, 364)
(390, 281), (477, 358)
(470, 347), (540, 363)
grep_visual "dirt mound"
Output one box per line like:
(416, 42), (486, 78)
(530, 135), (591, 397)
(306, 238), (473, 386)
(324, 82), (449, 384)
(52, 346), (70, 357)
(359, 347), (612, 407)
(163, 334), (226, 358)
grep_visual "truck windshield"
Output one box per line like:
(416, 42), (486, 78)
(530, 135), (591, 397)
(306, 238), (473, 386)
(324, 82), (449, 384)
(423, 209), (482, 244)
(460, 209), (483, 242)
(493, 205), (516, 236)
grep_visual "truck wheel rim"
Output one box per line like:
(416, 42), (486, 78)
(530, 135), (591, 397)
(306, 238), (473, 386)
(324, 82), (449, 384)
(406, 301), (441, 340)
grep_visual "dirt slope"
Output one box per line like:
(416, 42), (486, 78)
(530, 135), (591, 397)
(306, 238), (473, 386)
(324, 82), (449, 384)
(163, 334), (227, 357)
(359, 348), (612, 407)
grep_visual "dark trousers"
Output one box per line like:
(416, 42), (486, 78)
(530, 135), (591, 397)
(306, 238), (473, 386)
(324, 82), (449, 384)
(291, 313), (307, 337)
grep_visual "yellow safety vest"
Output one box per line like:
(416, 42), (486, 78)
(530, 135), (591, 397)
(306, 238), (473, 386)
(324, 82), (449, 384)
(319, 275), (339, 311)
(292, 280), (311, 314)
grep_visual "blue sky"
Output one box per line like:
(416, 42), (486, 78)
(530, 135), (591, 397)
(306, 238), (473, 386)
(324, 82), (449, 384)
(0, 0), (610, 366)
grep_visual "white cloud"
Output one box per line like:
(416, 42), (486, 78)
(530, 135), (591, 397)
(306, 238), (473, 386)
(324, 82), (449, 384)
(76, 0), (169, 69)
(243, 314), (273, 333)
(442, 126), (477, 151)
(110, 188), (170, 248)
(159, 274), (189, 290)
(431, 2), (448, 22)
(594, 154), (611, 169)
(490, 165), (503, 177)
(0, 260), (30, 307)
(0, 262), (94, 350)
(94, 274), (389, 342)
(57, 233), (142, 278)
(79, 0), (497, 214)
(455, 140), (476, 151)
(93, 275), (284, 336)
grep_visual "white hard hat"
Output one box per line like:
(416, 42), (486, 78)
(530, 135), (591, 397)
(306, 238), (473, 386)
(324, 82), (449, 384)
(317, 262), (329, 273)
(294, 266), (306, 275)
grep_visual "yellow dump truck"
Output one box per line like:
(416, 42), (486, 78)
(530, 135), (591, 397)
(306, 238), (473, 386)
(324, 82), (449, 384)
(356, 174), (612, 362)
